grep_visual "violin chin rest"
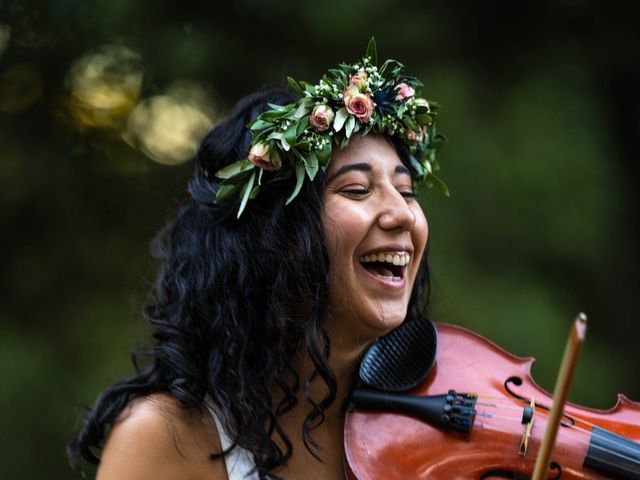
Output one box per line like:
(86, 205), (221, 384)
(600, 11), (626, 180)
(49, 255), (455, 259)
(358, 318), (438, 392)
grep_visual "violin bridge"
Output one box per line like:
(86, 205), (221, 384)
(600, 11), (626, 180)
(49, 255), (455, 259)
(519, 397), (536, 456)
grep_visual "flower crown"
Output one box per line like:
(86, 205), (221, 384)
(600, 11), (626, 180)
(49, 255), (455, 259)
(214, 38), (448, 217)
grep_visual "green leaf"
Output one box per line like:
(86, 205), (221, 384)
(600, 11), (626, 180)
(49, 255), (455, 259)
(267, 103), (287, 111)
(415, 113), (433, 125)
(404, 116), (418, 131)
(286, 161), (306, 205)
(237, 171), (256, 218)
(249, 119), (274, 131)
(428, 172), (450, 197)
(261, 109), (289, 121)
(293, 98), (313, 119)
(214, 182), (243, 203)
(257, 168), (264, 186)
(296, 116), (310, 135)
(366, 37), (377, 66)
(305, 151), (319, 180)
(250, 184), (261, 199)
(345, 115), (356, 138)
(407, 154), (425, 177)
(334, 107), (349, 132)
(267, 131), (284, 141)
(287, 76), (304, 96)
(316, 141), (332, 166)
(215, 159), (254, 180)
(284, 124), (298, 145)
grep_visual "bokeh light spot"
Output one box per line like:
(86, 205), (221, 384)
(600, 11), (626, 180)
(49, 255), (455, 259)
(124, 80), (216, 166)
(66, 45), (143, 132)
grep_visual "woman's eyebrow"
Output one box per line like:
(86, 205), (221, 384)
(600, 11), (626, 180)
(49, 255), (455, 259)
(395, 164), (411, 176)
(326, 162), (371, 183)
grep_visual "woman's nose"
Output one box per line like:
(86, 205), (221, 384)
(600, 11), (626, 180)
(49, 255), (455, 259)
(377, 191), (416, 231)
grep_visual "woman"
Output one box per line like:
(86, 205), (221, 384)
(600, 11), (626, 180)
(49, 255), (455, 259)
(68, 40), (445, 479)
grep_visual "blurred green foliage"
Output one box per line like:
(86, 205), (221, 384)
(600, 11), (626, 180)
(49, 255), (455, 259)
(1, 1), (639, 478)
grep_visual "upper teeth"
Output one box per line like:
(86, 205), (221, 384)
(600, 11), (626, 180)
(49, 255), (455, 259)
(360, 252), (411, 266)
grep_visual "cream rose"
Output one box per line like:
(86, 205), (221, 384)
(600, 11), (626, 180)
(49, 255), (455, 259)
(248, 142), (281, 170)
(310, 104), (334, 132)
(349, 72), (368, 90)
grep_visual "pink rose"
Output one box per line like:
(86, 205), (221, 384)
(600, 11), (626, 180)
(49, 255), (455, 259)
(395, 82), (415, 101)
(248, 142), (281, 170)
(406, 127), (425, 143)
(310, 104), (334, 132)
(349, 72), (368, 90)
(344, 91), (376, 123)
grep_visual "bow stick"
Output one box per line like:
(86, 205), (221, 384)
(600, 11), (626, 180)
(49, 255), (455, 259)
(531, 313), (588, 480)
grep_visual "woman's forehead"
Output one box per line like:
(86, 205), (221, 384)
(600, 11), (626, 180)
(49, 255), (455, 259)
(326, 135), (404, 175)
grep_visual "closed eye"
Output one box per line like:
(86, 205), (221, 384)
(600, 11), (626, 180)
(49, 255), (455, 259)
(400, 191), (418, 199)
(342, 188), (370, 197)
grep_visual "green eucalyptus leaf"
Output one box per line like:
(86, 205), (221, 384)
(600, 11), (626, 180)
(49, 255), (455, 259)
(293, 98), (313, 119)
(305, 150), (319, 180)
(415, 113), (433, 125)
(267, 103), (287, 111)
(286, 162), (306, 205)
(261, 109), (289, 121)
(284, 124), (298, 144)
(428, 172), (450, 197)
(404, 116), (418, 131)
(250, 119), (274, 131)
(316, 141), (332, 166)
(296, 116), (310, 135)
(215, 159), (254, 180)
(345, 115), (356, 138)
(334, 107), (349, 132)
(366, 37), (377, 66)
(214, 182), (243, 203)
(237, 171), (256, 218)
(408, 154), (425, 177)
(287, 76), (304, 96)
(267, 131), (284, 141)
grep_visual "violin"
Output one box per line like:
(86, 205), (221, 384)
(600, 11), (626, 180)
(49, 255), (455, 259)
(344, 321), (640, 479)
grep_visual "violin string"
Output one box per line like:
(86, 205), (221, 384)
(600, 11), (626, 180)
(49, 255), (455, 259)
(477, 393), (640, 439)
(474, 406), (640, 468)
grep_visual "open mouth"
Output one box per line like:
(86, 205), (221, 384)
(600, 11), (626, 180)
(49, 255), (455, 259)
(359, 252), (411, 282)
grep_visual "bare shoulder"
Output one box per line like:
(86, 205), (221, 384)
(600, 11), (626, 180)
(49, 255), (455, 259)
(96, 393), (228, 480)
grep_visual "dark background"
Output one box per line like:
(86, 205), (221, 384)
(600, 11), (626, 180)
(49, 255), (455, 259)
(1, 1), (639, 478)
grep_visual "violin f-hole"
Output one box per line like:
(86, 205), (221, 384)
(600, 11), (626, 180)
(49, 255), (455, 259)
(504, 376), (575, 427)
(479, 461), (561, 480)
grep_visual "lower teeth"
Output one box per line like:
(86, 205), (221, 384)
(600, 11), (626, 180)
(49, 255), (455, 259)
(380, 275), (402, 282)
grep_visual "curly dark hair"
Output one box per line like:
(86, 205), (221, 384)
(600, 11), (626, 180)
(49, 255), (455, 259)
(68, 87), (431, 479)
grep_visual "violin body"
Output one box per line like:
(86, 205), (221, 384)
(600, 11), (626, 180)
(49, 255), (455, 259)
(344, 323), (640, 479)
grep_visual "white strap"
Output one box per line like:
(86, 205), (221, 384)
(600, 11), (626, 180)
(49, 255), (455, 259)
(205, 401), (258, 480)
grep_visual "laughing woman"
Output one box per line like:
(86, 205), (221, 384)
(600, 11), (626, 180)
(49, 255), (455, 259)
(68, 40), (445, 480)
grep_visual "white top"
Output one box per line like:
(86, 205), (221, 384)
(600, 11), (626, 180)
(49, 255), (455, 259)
(205, 401), (259, 480)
